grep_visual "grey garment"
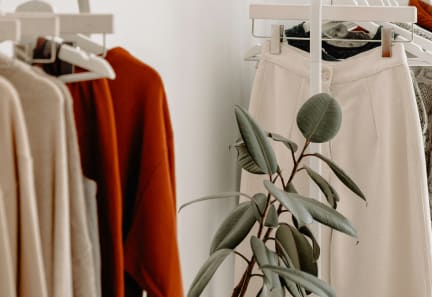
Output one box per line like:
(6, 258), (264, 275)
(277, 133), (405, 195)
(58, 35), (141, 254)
(83, 178), (101, 297)
(412, 67), (432, 197)
(396, 22), (432, 41)
(411, 70), (428, 136)
(323, 22), (372, 47)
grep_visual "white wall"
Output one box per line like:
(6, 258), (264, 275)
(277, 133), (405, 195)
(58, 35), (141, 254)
(3, 0), (255, 296)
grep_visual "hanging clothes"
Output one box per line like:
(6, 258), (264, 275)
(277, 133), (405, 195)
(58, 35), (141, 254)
(0, 73), (48, 297)
(0, 188), (16, 297)
(33, 67), (100, 297)
(239, 42), (432, 297)
(67, 78), (125, 297)
(285, 23), (382, 61)
(82, 177), (102, 297)
(411, 67), (432, 206)
(285, 22), (429, 136)
(0, 54), (73, 297)
(105, 48), (182, 297)
(32, 38), (183, 297)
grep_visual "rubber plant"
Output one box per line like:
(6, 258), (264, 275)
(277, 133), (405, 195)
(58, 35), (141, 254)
(179, 92), (367, 297)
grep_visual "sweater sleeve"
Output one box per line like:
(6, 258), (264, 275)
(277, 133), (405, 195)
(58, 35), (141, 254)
(123, 85), (182, 297)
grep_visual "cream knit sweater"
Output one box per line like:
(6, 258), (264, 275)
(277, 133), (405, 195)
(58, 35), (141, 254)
(0, 75), (47, 297)
(36, 69), (99, 297)
(0, 55), (73, 297)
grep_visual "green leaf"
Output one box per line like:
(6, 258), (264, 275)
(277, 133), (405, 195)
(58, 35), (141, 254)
(274, 241), (303, 297)
(270, 288), (285, 297)
(314, 153), (366, 201)
(295, 222), (320, 261)
(291, 194), (357, 238)
(235, 105), (278, 174)
(267, 249), (283, 296)
(258, 285), (271, 297)
(276, 224), (317, 276)
(252, 193), (268, 222)
(264, 181), (313, 228)
(187, 249), (232, 297)
(209, 202), (257, 254)
(234, 142), (266, 175)
(262, 265), (336, 297)
(304, 166), (338, 208)
(268, 132), (298, 152)
(178, 192), (255, 212)
(264, 204), (279, 227)
(251, 236), (281, 290)
(279, 276), (304, 297)
(286, 183), (298, 193)
(296, 93), (342, 143)
(251, 236), (274, 287)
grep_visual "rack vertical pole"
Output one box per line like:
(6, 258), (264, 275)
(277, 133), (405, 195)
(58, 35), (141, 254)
(309, 0), (324, 279)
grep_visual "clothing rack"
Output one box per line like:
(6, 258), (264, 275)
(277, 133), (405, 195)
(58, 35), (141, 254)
(249, 3), (417, 94)
(249, 2), (418, 276)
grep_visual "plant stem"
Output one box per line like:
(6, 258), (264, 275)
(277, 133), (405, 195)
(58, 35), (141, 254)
(234, 251), (250, 265)
(232, 140), (311, 296)
(231, 258), (256, 297)
(285, 139), (310, 189)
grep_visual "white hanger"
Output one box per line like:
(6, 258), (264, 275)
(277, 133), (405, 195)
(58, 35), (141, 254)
(57, 43), (115, 82)
(61, 33), (106, 56)
(354, 0), (432, 65)
(15, 0), (115, 82)
(245, 3), (432, 64)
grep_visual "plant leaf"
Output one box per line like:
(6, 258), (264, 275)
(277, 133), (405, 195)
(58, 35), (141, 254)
(234, 142), (266, 175)
(251, 236), (274, 287)
(268, 132), (298, 152)
(258, 285), (271, 297)
(268, 251), (284, 292)
(274, 240), (303, 297)
(294, 221), (320, 261)
(187, 249), (232, 297)
(291, 194), (357, 238)
(276, 224), (318, 276)
(235, 105), (278, 174)
(264, 204), (279, 227)
(251, 236), (282, 290)
(252, 193), (268, 222)
(178, 192), (255, 212)
(314, 153), (366, 201)
(264, 181), (313, 228)
(304, 166), (338, 209)
(262, 265), (336, 297)
(209, 202), (257, 254)
(286, 183), (298, 193)
(270, 288), (285, 297)
(296, 93), (342, 143)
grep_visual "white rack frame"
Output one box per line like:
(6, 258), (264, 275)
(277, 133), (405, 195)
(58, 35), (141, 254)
(250, 2), (418, 277)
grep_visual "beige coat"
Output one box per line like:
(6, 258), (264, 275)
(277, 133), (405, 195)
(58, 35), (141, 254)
(0, 55), (73, 297)
(0, 75), (47, 297)
(37, 70), (100, 297)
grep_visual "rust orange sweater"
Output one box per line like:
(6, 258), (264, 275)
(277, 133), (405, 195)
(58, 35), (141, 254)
(106, 48), (183, 297)
(67, 79), (125, 297)
(410, 0), (432, 31)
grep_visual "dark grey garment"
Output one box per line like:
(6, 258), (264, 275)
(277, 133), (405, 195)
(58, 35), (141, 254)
(284, 22), (382, 61)
(323, 22), (371, 47)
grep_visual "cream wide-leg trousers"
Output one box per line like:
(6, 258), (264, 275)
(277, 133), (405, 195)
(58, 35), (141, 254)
(235, 42), (432, 297)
